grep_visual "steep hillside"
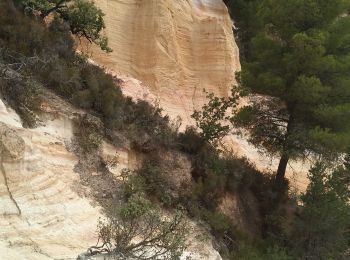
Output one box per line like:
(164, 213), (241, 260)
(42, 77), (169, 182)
(1, 1), (349, 259)
(89, 0), (308, 189)
(0, 89), (222, 259)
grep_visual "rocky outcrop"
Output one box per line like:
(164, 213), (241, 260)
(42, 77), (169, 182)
(0, 89), (222, 259)
(89, 0), (240, 124)
(0, 122), (25, 161)
(0, 122), (25, 216)
(0, 94), (102, 259)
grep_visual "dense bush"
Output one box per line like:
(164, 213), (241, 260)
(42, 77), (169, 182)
(223, 0), (261, 61)
(93, 195), (188, 259)
(73, 114), (103, 154)
(229, 243), (293, 260)
(0, 63), (41, 127)
(289, 162), (350, 259)
(137, 158), (173, 206)
(87, 168), (190, 259)
(0, 3), (77, 126)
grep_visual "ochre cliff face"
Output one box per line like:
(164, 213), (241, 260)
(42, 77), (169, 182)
(89, 0), (240, 123)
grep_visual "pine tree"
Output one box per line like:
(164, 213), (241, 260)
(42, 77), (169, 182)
(291, 161), (350, 259)
(234, 0), (350, 188)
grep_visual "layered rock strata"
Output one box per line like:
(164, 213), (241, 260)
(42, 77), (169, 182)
(89, 0), (240, 123)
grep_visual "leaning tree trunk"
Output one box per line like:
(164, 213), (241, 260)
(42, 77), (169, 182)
(274, 112), (294, 190)
(274, 151), (290, 190)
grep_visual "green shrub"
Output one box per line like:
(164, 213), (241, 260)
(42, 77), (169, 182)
(19, 0), (111, 52)
(137, 158), (173, 206)
(0, 63), (42, 127)
(43, 59), (82, 97)
(92, 195), (188, 259)
(73, 114), (103, 154)
(0, 3), (46, 57)
(192, 172), (226, 211)
(202, 210), (232, 236)
(229, 243), (293, 260)
(178, 126), (206, 154)
(75, 64), (124, 122)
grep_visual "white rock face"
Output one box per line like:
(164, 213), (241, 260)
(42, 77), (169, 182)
(0, 91), (222, 259)
(0, 96), (102, 259)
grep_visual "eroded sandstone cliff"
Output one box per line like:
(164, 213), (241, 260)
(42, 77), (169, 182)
(88, 0), (240, 123)
(0, 93), (101, 259)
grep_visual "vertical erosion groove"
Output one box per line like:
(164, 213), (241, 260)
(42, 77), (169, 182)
(0, 160), (21, 215)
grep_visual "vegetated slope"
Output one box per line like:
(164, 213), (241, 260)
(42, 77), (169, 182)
(90, 0), (309, 190)
(89, 0), (240, 124)
(0, 88), (224, 259)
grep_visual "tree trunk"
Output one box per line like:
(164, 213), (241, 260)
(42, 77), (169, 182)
(274, 151), (289, 189)
(274, 111), (294, 190)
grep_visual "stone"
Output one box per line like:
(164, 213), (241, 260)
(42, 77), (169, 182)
(0, 122), (25, 161)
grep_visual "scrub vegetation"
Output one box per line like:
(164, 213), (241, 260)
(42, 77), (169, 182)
(1, 0), (350, 259)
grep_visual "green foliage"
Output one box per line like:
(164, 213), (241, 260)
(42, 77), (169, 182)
(178, 127), (206, 154)
(0, 73), (41, 127)
(201, 210), (232, 236)
(137, 158), (173, 206)
(0, 2), (46, 127)
(224, 0), (350, 185)
(99, 169), (188, 259)
(224, 0), (262, 60)
(0, 2), (78, 127)
(74, 64), (124, 116)
(290, 162), (350, 259)
(191, 144), (257, 194)
(73, 114), (103, 153)
(64, 0), (111, 52)
(43, 59), (81, 97)
(95, 195), (188, 260)
(0, 4), (46, 56)
(233, 99), (288, 156)
(192, 89), (239, 145)
(125, 101), (168, 135)
(20, 0), (111, 52)
(230, 243), (293, 260)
